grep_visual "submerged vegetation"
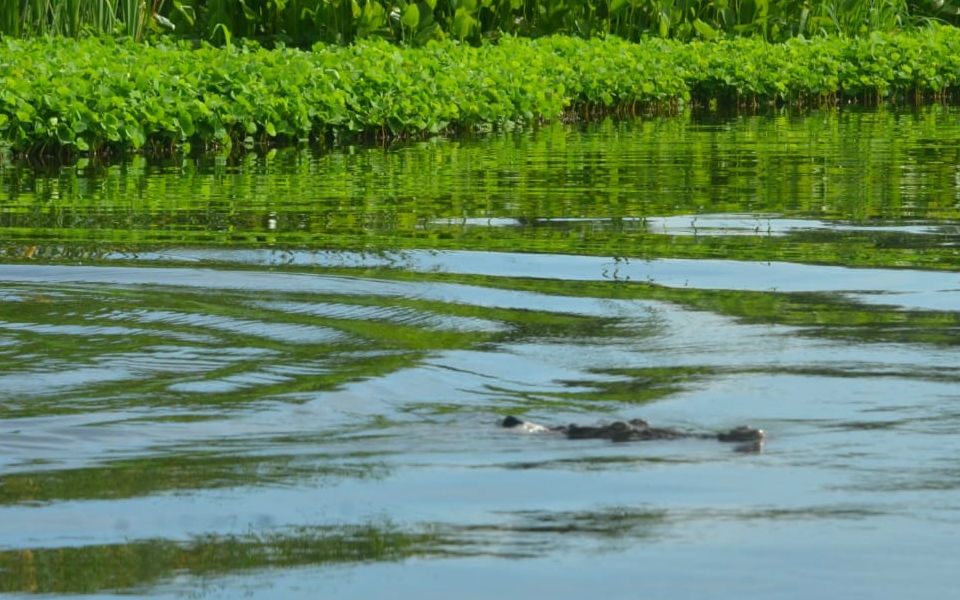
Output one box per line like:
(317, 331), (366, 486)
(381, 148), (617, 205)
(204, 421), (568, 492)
(3, 27), (960, 155)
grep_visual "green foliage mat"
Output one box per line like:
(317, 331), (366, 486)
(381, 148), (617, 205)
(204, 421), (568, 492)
(2, 27), (960, 155)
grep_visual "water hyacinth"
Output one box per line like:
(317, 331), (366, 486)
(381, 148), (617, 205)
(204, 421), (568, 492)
(1, 28), (960, 155)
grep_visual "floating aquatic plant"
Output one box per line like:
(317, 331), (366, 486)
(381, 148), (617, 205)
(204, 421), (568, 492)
(2, 28), (960, 156)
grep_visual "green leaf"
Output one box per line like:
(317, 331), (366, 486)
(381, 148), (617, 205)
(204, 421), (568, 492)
(124, 122), (146, 148)
(178, 111), (196, 137)
(102, 113), (121, 141)
(239, 0), (258, 21)
(658, 11), (670, 38)
(402, 4), (420, 29)
(693, 19), (718, 41)
(452, 7), (476, 39)
(359, 1), (388, 35)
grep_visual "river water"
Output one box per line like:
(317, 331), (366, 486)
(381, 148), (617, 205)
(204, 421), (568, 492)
(2, 108), (960, 598)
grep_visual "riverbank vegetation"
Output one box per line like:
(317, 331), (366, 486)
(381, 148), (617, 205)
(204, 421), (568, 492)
(4, 0), (960, 45)
(3, 27), (960, 156)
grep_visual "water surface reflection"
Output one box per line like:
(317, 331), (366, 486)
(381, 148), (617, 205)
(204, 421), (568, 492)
(2, 109), (960, 598)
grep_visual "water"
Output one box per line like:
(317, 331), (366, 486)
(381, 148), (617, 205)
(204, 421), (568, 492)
(2, 108), (960, 598)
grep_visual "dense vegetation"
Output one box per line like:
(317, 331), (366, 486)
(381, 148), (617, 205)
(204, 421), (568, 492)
(4, 0), (960, 45)
(2, 27), (960, 156)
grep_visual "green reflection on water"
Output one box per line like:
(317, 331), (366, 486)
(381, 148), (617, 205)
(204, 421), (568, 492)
(0, 508), (674, 594)
(0, 525), (440, 594)
(4, 107), (960, 595)
(0, 281), (519, 419)
(0, 502), (887, 593)
(0, 450), (388, 505)
(3, 108), (960, 269)
(384, 270), (960, 349)
(4, 262), (958, 426)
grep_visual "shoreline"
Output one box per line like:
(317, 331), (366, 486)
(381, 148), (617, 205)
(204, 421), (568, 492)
(2, 27), (960, 156)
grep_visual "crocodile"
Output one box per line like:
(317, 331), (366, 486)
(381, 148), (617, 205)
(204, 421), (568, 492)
(501, 415), (764, 450)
